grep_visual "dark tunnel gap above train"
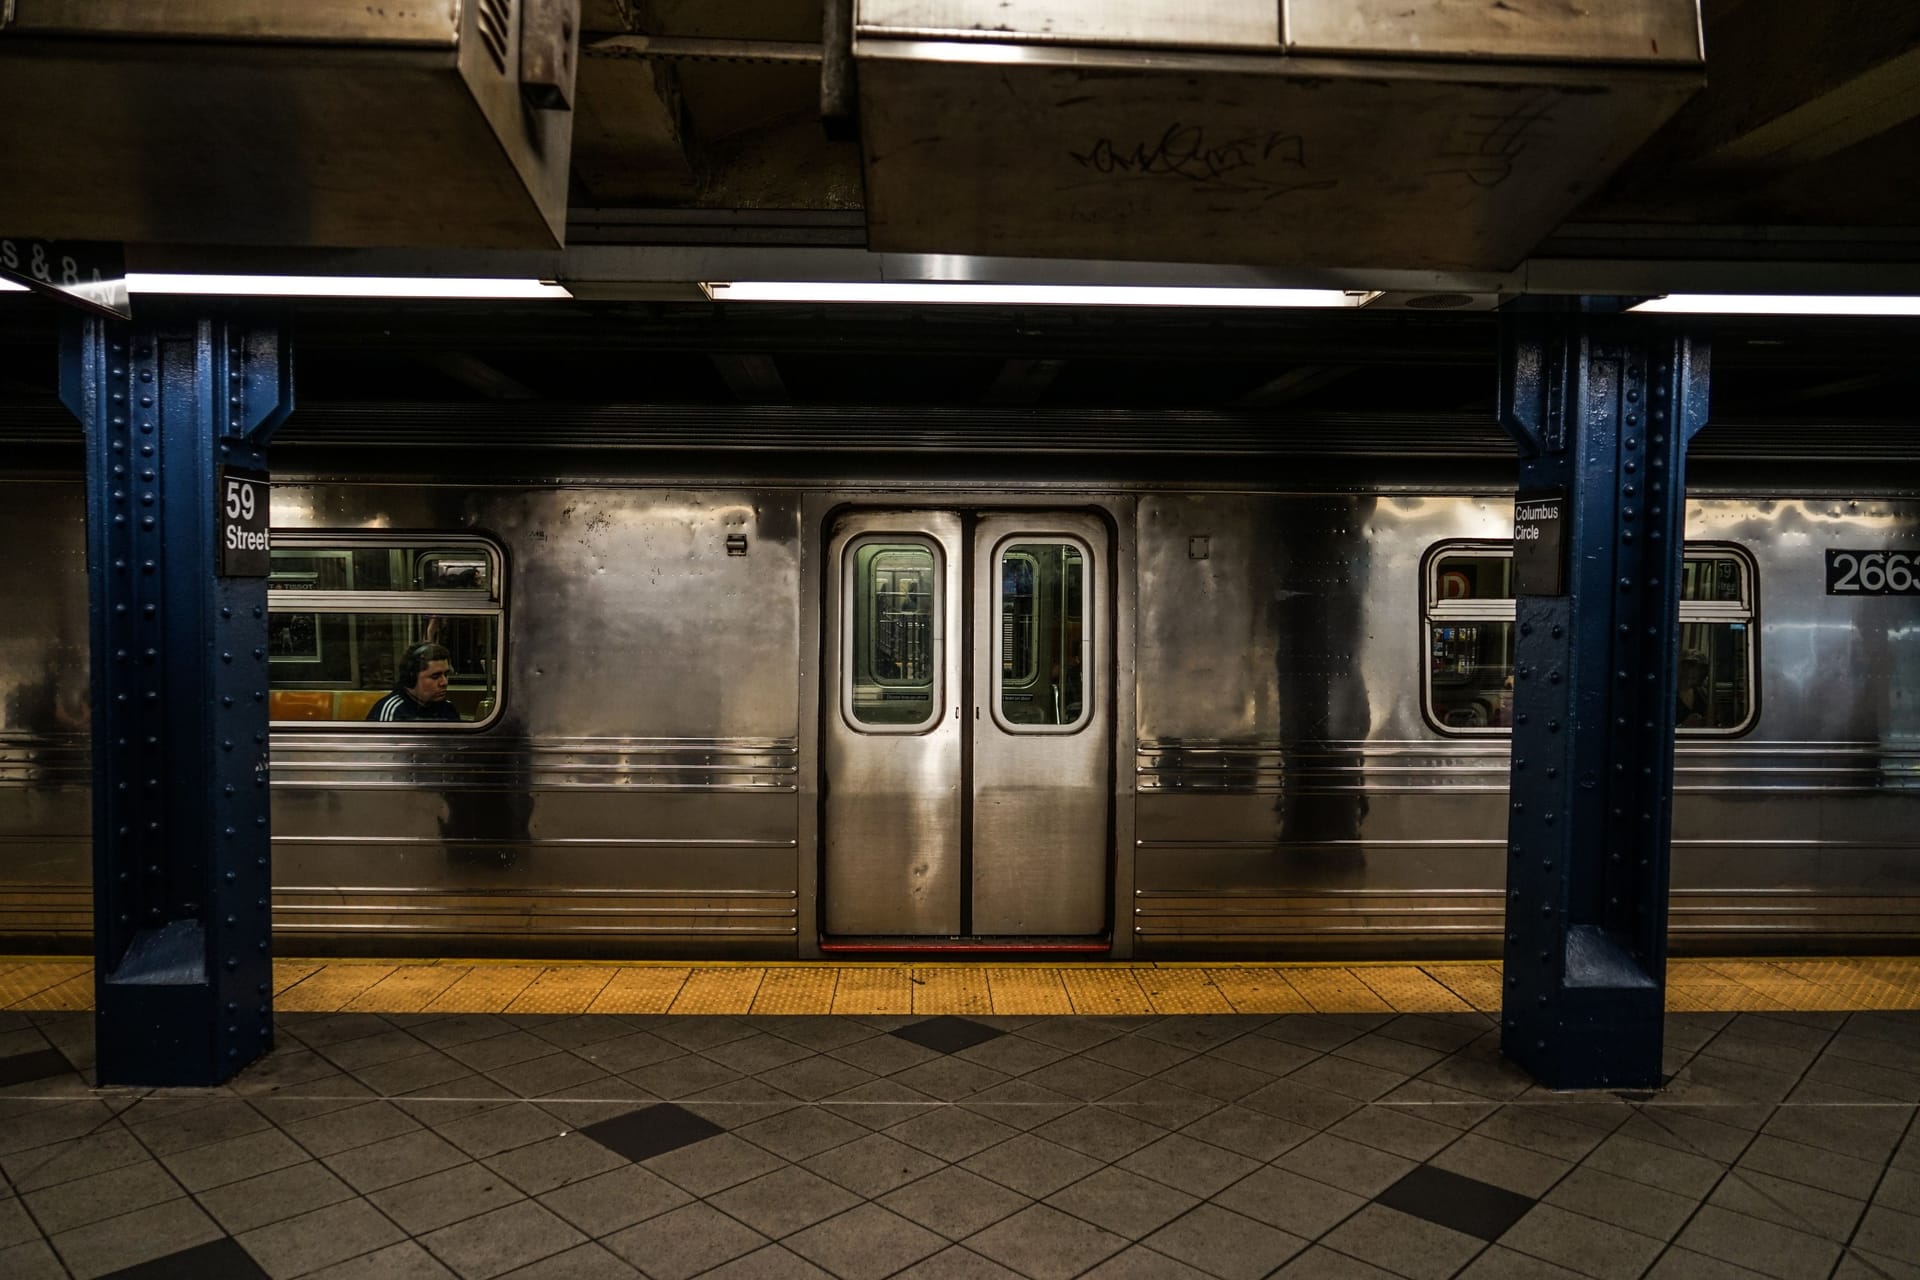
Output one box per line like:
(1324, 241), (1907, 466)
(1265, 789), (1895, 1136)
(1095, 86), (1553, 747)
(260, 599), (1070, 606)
(4, 294), (1920, 423)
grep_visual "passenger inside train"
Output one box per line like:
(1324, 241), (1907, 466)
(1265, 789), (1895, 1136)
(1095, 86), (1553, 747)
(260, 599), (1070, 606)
(364, 643), (461, 723)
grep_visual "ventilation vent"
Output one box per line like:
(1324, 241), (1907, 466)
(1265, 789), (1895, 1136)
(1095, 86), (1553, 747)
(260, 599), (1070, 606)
(475, 0), (511, 73)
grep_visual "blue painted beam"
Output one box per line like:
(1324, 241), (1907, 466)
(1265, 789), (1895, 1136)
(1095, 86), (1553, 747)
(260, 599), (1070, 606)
(63, 309), (293, 1087)
(1498, 308), (1710, 1090)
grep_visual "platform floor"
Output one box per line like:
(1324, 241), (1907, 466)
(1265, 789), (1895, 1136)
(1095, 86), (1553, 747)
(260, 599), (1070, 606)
(4, 961), (1920, 1280)
(6, 956), (1920, 1017)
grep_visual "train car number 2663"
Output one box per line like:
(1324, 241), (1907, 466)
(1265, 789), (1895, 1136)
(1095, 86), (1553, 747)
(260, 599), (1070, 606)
(1826, 550), (1920, 595)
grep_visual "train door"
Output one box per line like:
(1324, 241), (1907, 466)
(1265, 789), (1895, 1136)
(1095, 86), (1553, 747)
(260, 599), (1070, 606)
(822, 509), (1111, 939)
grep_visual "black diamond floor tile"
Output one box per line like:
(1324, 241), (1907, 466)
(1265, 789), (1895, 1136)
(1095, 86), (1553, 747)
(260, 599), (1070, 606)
(1374, 1163), (1537, 1241)
(98, 1237), (271, 1280)
(0, 1047), (73, 1087)
(892, 1017), (1005, 1056)
(581, 1102), (726, 1163)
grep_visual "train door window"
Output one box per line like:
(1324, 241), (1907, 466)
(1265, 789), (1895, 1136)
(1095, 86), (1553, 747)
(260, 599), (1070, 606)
(846, 538), (943, 730)
(266, 534), (505, 727)
(1423, 541), (1756, 735)
(993, 538), (1089, 731)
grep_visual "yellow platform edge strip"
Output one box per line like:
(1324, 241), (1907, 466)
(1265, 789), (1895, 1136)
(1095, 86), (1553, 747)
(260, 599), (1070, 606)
(5, 956), (1919, 1016)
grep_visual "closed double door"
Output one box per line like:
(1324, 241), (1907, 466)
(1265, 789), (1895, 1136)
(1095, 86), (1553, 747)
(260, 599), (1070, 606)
(823, 509), (1111, 938)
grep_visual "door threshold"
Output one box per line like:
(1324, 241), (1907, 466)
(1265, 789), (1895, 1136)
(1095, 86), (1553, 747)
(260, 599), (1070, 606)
(818, 937), (1112, 955)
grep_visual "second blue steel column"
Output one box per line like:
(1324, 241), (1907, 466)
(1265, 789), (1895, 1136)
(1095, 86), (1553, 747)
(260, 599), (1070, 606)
(64, 308), (293, 1087)
(1497, 308), (1710, 1089)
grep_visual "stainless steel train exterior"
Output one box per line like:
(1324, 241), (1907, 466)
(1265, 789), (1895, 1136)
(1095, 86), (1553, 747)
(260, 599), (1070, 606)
(3, 460), (1917, 958)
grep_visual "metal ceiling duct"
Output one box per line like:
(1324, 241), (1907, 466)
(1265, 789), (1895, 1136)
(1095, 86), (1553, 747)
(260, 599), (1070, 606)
(0, 1), (580, 249)
(855, 1), (1705, 271)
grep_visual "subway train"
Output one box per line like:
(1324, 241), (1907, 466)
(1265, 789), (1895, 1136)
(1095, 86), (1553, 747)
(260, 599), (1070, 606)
(2, 415), (1916, 959)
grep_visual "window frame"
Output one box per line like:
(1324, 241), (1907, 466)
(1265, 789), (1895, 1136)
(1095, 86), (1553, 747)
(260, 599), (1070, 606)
(1419, 539), (1758, 738)
(989, 532), (1094, 736)
(267, 530), (507, 731)
(841, 533), (946, 735)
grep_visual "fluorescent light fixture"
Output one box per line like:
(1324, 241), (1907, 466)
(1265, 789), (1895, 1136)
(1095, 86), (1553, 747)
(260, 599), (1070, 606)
(1631, 294), (1920, 316)
(0, 278), (29, 291)
(124, 274), (571, 299)
(704, 281), (1378, 307)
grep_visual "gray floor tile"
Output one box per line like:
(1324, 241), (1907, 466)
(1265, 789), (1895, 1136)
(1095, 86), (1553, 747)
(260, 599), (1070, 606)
(280, 1100), (423, 1159)
(485, 1052), (611, 1100)
(708, 1165), (861, 1239)
(1152, 1055), (1274, 1102)
(1762, 1102), (1911, 1164)
(1270, 1244), (1404, 1279)
(1331, 1033), (1448, 1079)
(369, 1162), (528, 1235)
(803, 1132), (945, 1198)
(1471, 1107), (1612, 1163)
(1736, 1134), (1884, 1200)
(1878, 1166), (1920, 1214)
(534, 1163), (691, 1237)
(1581, 1131), (1724, 1199)
(1620, 1108), (1756, 1165)
(1032, 1106), (1165, 1163)
(602, 1202), (768, 1280)
(888, 1106), (1023, 1161)
(1328, 1104), (1460, 1161)
(761, 1018), (884, 1054)
(641, 1132), (785, 1196)
(1115, 1131), (1260, 1198)
(571, 1031), (682, 1075)
(238, 1197), (409, 1280)
(433, 1105), (567, 1160)
(2, 1121), (149, 1190)
(158, 1125), (312, 1193)
(1376, 1080), (1501, 1129)
(1855, 1203), (1920, 1268)
(758, 1055), (879, 1103)
(49, 1197), (223, 1280)
(1019, 1055), (1143, 1102)
(1213, 1164), (1369, 1240)
(622, 1054), (741, 1099)
(889, 1245), (1027, 1278)
(322, 1128), (469, 1194)
(1098, 1079), (1223, 1131)
(318, 1029), (431, 1073)
(483, 1133), (628, 1195)
(1430, 1133), (1573, 1198)
(1710, 1168), (1866, 1242)
(697, 1032), (820, 1076)
(1319, 1204), (1483, 1280)
(693, 1243), (837, 1279)
(1674, 1203), (1843, 1280)
(1209, 1033), (1321, 1077)
(1044, 1166), (1199, 1240)
(1454, 1244), (1590, 1278)
(22, 1158), (183, 1235)
(880, 1166), (1032, 1241)
(419, 1199), (587, 1280)
(304, 1240), (459, 1280)
(1545, 1165), (1697, 1242)
(735, 1105), (868, 1161)
(354, 1051), (480, 1098)
(960, 1079), (1080, 1131)
(964, 1203), (1129, 1280)
(1142, 1203), (1310, 1280)
(1274, 1132), (1417, 1198)
(495, 1242), (639, 1279)
(830, 1033), (945, 1077)
(954, 1036), (1071, 1078)
(1643, 1247), (1778, 1279)
(1176, 1103), (1315, 1162)
(128, 1098), (274, 1156)
(0, 1196), (38, 1247)
(1238, 1078), (1365, 1131)
(0, 1239), (68, 1280)
(785, 1203), (947, 1280)
(1288, 1054), (1408, 1103)
(444, 1033), (559, 1075)
(1418, 1051), (1535, 1103)
(891, 1055), (1013, 1102)
(196, 1160), (359, 1234)
(1497, 1202), (1666, 1280)
(961, 1132), (1103, 1200)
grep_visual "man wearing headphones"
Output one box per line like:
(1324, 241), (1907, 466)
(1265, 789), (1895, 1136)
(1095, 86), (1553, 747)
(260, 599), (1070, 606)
(366, 643), (462, 722)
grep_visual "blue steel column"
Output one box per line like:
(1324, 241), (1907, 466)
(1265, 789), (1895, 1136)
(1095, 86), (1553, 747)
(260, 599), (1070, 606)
(63, 309), (293, 1087)
(1498, 308), (1710, 1089)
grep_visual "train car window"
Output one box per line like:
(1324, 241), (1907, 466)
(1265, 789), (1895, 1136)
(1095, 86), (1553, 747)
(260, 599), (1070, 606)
(266, 535), (505, 728)
(846, 539), (942, 730)
(994, 538), (1090, 732)
(1423, 542), (1756, 736)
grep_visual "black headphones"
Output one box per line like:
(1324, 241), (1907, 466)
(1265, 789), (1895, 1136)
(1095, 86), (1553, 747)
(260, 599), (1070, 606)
(398, 642), (450, 689)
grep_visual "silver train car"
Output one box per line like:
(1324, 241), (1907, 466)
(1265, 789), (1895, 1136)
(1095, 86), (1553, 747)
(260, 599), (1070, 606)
(3, 444), (1917, 958)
